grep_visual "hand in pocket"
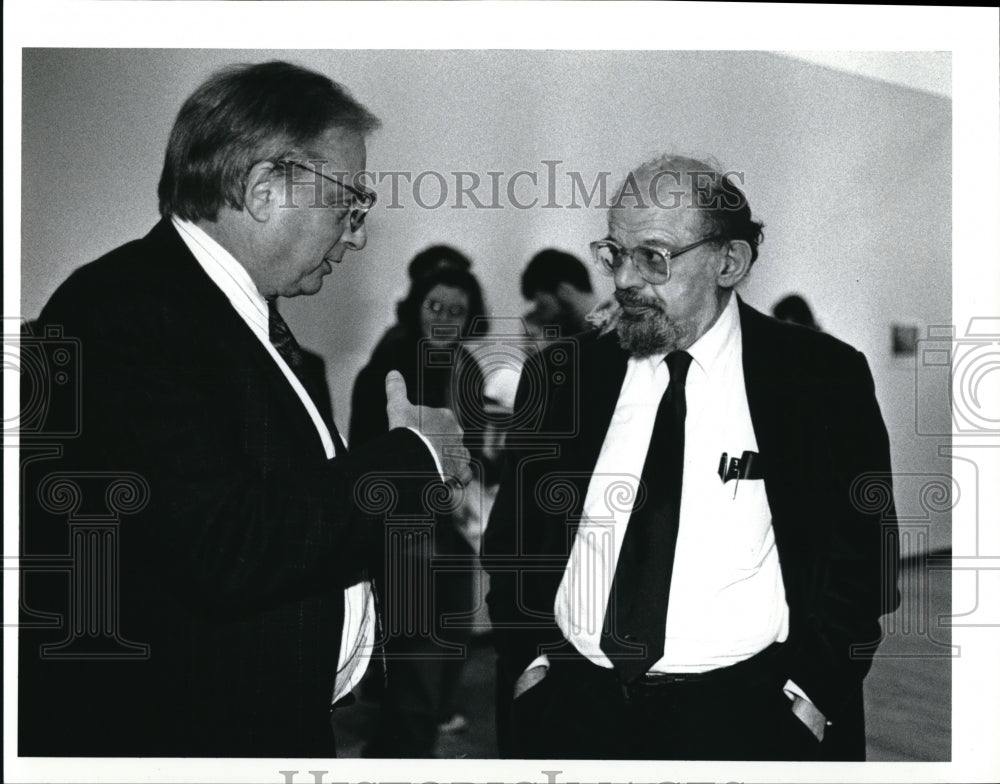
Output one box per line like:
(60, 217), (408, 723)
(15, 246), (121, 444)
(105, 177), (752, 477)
(513, 664), (548, 700)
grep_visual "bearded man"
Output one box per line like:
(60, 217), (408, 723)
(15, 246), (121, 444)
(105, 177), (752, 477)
(484, 153), (899, 761)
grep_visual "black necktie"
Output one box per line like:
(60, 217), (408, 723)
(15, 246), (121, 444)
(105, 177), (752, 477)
(600, 349), (692, 683)
(267, 298), (344, 457)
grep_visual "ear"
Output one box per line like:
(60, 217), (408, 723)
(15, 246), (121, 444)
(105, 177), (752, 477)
(243, 161), (279, 223)
(716, 240), (752, 289)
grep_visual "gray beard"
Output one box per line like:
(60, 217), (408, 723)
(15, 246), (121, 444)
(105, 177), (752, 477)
(616, 309), (690, 357)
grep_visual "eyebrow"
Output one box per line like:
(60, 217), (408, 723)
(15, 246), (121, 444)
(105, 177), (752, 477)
(604, 235), (675, 249)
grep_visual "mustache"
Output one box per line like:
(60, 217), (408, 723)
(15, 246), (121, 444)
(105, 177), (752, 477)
(615, 290), (663, 310)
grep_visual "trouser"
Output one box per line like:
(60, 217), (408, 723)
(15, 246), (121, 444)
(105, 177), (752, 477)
(510, 643), (828, 760)
(364, 526), (475, 757)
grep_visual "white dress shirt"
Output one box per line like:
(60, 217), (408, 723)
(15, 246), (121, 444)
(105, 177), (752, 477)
(525, 296), (811, 687)
(173, 217), (373, 703)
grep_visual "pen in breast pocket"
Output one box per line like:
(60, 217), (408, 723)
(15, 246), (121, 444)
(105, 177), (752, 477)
(717, 450), (761, 498)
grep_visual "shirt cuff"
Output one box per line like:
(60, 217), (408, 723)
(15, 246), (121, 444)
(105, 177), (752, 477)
(406, 426), (445, 481)
(783, 679), (832, 725)
(525, 654), (550, 676)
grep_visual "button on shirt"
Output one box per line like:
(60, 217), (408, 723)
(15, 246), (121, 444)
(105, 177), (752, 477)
(554, 293), (789, 672)
(172, 217), (373, 704)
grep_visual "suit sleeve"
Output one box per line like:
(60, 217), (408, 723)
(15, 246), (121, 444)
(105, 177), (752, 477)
(37, 276), (439, 620)
(787, 349), (901, 720)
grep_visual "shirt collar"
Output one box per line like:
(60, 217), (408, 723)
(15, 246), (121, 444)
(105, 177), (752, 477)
(686, 292), (740, 380)
(172, 217), (269, 334)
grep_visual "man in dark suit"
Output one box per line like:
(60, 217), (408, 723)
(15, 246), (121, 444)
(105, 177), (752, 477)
(485, 154), (899, 760)
(19, 61), (469, 757)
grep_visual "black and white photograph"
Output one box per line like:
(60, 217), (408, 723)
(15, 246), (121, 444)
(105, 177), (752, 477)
(4, 3), (999, 783)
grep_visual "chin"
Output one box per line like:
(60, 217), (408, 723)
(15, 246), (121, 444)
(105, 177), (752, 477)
(292, 277), (325, 297)
(617, 312), (687, 356)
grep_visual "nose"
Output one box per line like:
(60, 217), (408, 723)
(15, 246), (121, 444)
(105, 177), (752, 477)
(339, 219), (368, 252)
(613, 252), (644, 289)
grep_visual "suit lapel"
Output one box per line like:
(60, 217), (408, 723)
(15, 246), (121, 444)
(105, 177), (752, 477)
(145, 221), (334, 460)
(580, 334), (632, 467)
(558, 333), (630, 539)
(739, 297), (804, 543)
(740, 298), (784, 462)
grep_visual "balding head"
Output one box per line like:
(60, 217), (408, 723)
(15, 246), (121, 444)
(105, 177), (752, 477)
(595, 153), (764, 355)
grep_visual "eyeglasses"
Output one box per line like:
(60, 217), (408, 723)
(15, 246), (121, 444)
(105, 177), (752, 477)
(277, 159), (377, 233)
(589, 235), (722, 284)
(424, 299), (469, 318)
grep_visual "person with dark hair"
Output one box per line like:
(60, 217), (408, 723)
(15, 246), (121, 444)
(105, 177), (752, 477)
(773, 293), (822, 331)
(349, 248), (488, 757)
(361, 244), (481, 366)
(350, 249), (486, 445)
(408, 243), (473, 280)
(520, 248), (599, 338)
(485, 153), (898, 760)
(19, 61), (469, 757)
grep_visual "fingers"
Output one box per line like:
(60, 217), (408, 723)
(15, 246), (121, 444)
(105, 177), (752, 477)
(384, 370), (407, 405)
(443, 446), (474, 488)
(453, 461), (474, 488)
(385, 371), (412, 430)
(382, 385), (471, 484)
(379, 375), (474, 490)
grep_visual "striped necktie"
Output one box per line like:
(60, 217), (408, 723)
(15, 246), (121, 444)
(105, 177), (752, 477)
(267, 298), (344, 456)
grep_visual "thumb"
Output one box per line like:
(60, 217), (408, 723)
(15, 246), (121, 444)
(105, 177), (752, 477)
(385, 370), (408, 406)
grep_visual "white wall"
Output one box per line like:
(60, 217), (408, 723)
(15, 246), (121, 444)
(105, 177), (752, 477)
(20, 49), (952, 551)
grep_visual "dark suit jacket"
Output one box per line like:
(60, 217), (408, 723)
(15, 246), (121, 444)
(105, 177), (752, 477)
(484, 297), (900, 760)
(19, 220), (438, 757)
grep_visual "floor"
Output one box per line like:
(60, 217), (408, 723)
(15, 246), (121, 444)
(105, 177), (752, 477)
(863, 551), (952, 761)
(333, 554), (951, 760)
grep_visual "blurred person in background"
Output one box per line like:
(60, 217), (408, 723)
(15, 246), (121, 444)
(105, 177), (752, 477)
(772, 293), (822, 331)
(521, 248), (600, 339)
(350, 245), (489, 756)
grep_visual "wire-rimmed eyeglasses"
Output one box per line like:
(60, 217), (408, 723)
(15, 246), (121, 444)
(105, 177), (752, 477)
(277, 159), (377, 233)
(589, 235), (722, 284)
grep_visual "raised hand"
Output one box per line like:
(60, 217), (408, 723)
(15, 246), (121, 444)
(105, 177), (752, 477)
(384, 370), (472, 486)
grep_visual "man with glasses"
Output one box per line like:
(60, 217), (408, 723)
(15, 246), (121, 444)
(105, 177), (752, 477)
(20, 61), (469, 757)
(485, 153), (898, 760)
